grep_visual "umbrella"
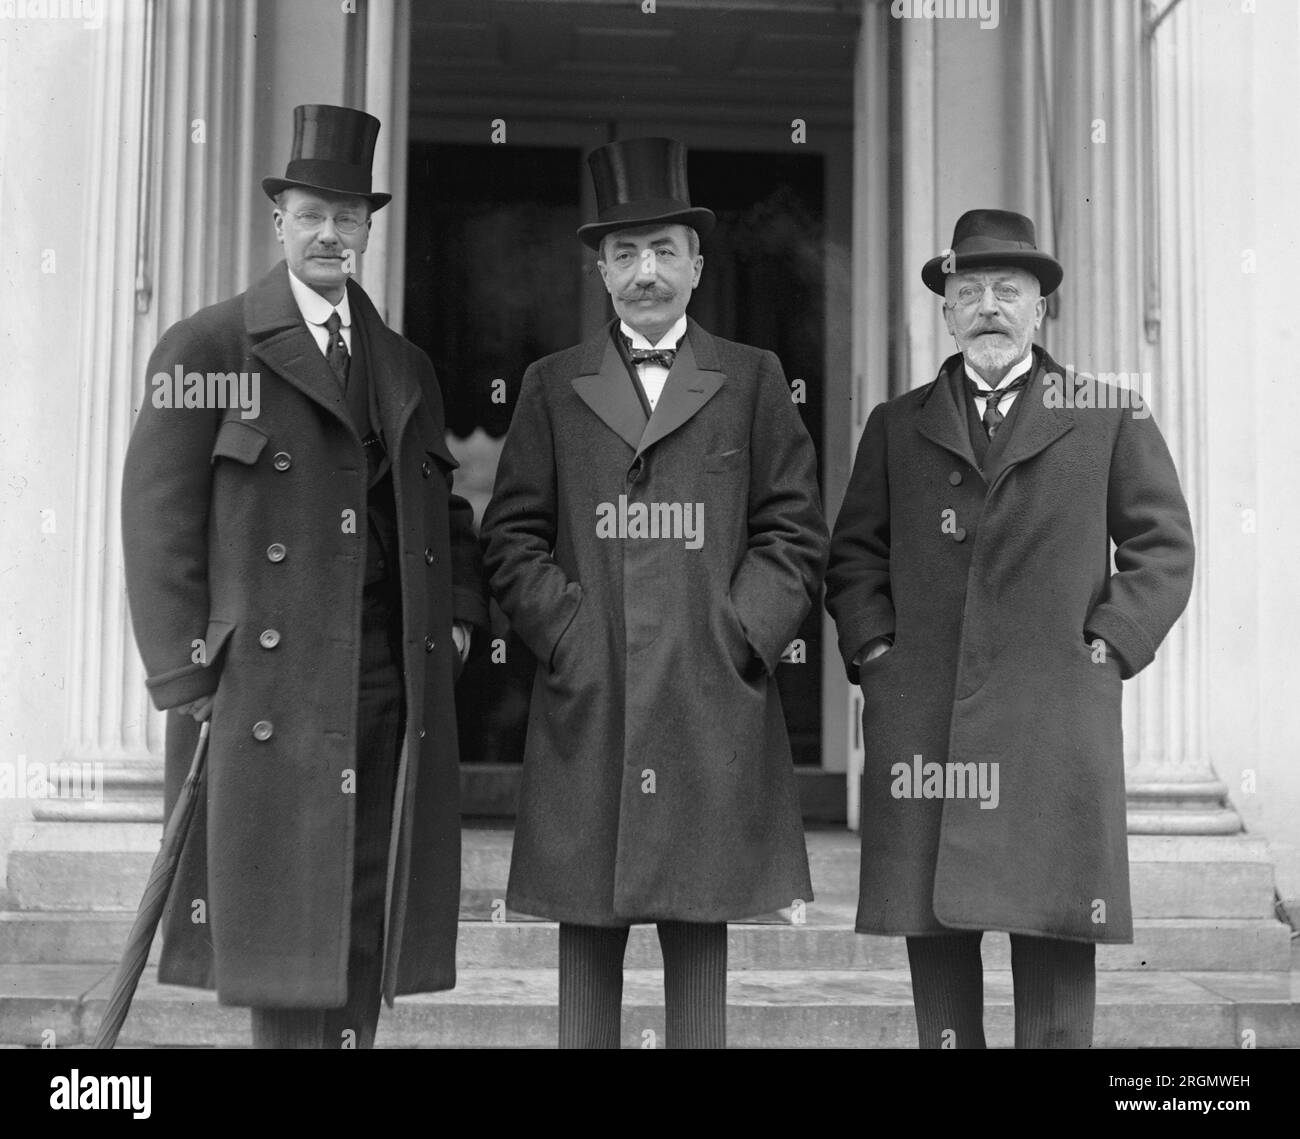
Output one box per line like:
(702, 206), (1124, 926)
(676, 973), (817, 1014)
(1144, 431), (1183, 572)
(92, 719), (209, 1049)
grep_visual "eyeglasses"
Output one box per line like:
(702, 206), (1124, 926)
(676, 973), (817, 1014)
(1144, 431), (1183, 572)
(948, 282), (1026, 308)
(285, 209), (369, 235)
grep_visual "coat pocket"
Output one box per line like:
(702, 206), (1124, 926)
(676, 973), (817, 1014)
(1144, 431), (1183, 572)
(199, 617), (237, 674)
(548, 588), (585, 673)
(705, 443), (749, 474)
(426, 436), (460, 472)
(721, 595), (756, 676)
(210, 419), (268, 466)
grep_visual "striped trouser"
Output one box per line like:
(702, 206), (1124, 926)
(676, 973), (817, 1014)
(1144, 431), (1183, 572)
(905, 931), (1097, 1049)
(558, 920), (728, 1049)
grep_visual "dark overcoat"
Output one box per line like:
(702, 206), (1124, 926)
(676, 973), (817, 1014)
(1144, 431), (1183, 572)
(121, 262), (486, 1006)
(825, 347), (1194, 943)
(482, 319), (828, 925)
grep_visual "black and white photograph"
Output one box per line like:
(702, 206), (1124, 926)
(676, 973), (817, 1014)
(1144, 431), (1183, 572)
(0, 0), (1294, 1116)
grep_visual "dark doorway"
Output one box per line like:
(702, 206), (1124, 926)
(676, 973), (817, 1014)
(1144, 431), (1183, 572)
(406, 141), (825, 770)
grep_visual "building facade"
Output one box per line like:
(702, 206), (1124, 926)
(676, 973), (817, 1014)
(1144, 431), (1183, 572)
(2, 0), (1296, 980)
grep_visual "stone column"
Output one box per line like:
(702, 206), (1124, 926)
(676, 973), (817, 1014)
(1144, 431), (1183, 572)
(8, 0), (273, 910)
(842, 0), (895, 830)
(1034, 0), (1238, 835)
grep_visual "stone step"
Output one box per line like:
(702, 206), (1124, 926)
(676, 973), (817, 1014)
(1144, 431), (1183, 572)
(10, 827), (1280, 921)
(2, 909), (1291, 974)
(1, 964), (1295, 1049)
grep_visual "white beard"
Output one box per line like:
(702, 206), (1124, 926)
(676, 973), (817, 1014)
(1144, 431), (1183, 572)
(963, 333), (1027, 374)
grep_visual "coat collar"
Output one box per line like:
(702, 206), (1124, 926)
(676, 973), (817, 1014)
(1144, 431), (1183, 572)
(245, 261), (421, 444)
(570, 316), (726, 458)
(916, 345), (1074, 489)
(983, 346), (1074, 489)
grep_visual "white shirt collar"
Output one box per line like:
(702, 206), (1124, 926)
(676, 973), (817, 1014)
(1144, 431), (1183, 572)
(287, 266), (352, 329)
(620, 316), (687, 351)
(964, 350), (1033, 392)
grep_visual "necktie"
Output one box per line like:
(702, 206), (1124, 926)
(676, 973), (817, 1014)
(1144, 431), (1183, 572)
(324, 310), (350, 390)
(967, 371), (1030, 438)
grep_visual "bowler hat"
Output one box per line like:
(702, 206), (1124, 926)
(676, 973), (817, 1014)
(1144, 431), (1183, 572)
(921, 208), (1062, 296)
(262, 104), (391, 211)
(577, 137), (715, 251)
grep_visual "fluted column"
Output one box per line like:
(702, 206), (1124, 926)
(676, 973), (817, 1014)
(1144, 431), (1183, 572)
(1035, 0), (1236, 834)
(37, 0), (263, 825)
(1125, 0), (1236, 832)
(843, 0), (895, 830)
(39, 0), (155, 823)
(358, 0), (411, 330)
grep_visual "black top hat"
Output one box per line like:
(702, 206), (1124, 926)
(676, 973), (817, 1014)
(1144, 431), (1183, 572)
(577, 137), (716, 251)
(262, 104), (391, 211)
(921, 209), (1062, 296)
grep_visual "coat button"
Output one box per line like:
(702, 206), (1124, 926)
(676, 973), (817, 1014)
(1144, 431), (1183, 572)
(424, 635), (436, 653)
(627, 458), (644, 484)
(259, 629), (281, 649)
(273, 452), (292, 472)
(949, 470), (962, 486)
(953, 527), (968, 543)
(252, 720), (274, 741)
(421, 460), (433, 478)
(424, 547), (436, 565)
(266, 542), (287, 563)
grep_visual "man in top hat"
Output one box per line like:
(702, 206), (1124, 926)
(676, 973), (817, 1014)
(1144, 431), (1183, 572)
(482, 137), (827, 1048)
(824, 209), (1194, 1047)
(121, 104), (486, 1047)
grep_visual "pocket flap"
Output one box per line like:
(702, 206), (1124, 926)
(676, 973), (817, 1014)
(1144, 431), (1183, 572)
(210, 419), (268, 466)
(200, 618), (236, 668)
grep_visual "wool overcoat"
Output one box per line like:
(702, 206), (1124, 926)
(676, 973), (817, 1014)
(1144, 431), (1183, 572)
(482, 319), (828, 925)
(825, 347), (1194, 943)
(121, 261), (486, 1006)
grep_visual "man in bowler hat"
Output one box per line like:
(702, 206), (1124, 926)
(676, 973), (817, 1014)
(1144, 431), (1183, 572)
(825, 209), (1194, 1047)
(121, 105), (486, 1047)
(482, 138), (827, 1048)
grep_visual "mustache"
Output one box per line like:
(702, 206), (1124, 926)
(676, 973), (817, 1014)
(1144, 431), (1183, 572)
(618, 285), (675, 303)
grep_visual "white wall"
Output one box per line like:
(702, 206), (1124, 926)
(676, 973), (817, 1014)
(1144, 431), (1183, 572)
(0, 16), (99, 895)
(1195, 0), (1300, 916)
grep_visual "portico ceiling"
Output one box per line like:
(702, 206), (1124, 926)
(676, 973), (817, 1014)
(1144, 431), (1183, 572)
(409, 0), (860, 130)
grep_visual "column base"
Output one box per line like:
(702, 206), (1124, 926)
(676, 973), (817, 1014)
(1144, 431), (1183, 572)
(1126, 779), (1242, 835)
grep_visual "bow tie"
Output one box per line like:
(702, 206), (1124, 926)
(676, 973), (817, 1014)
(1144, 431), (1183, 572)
(624, 338), (677, 369)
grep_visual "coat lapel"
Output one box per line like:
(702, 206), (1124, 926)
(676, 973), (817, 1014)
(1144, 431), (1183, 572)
(917, 353), (982, 477)
(983, 348), (1074, 491)
(245, 262), (354, 427)
(570, 322), (648, 453)
(634, 318), (726, 459)
(347, 278), (423, 452)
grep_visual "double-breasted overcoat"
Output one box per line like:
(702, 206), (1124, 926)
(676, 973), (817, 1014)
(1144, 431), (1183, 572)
(825, 347), (1194, 943)
(121, 261), (486, 1006)
(482, 319), (828, 925)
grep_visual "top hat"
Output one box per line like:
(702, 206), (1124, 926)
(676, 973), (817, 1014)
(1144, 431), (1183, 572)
(262, 104), (391, 211)
(921, 208), (1062, 296)
(577, 137), (716, 251)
